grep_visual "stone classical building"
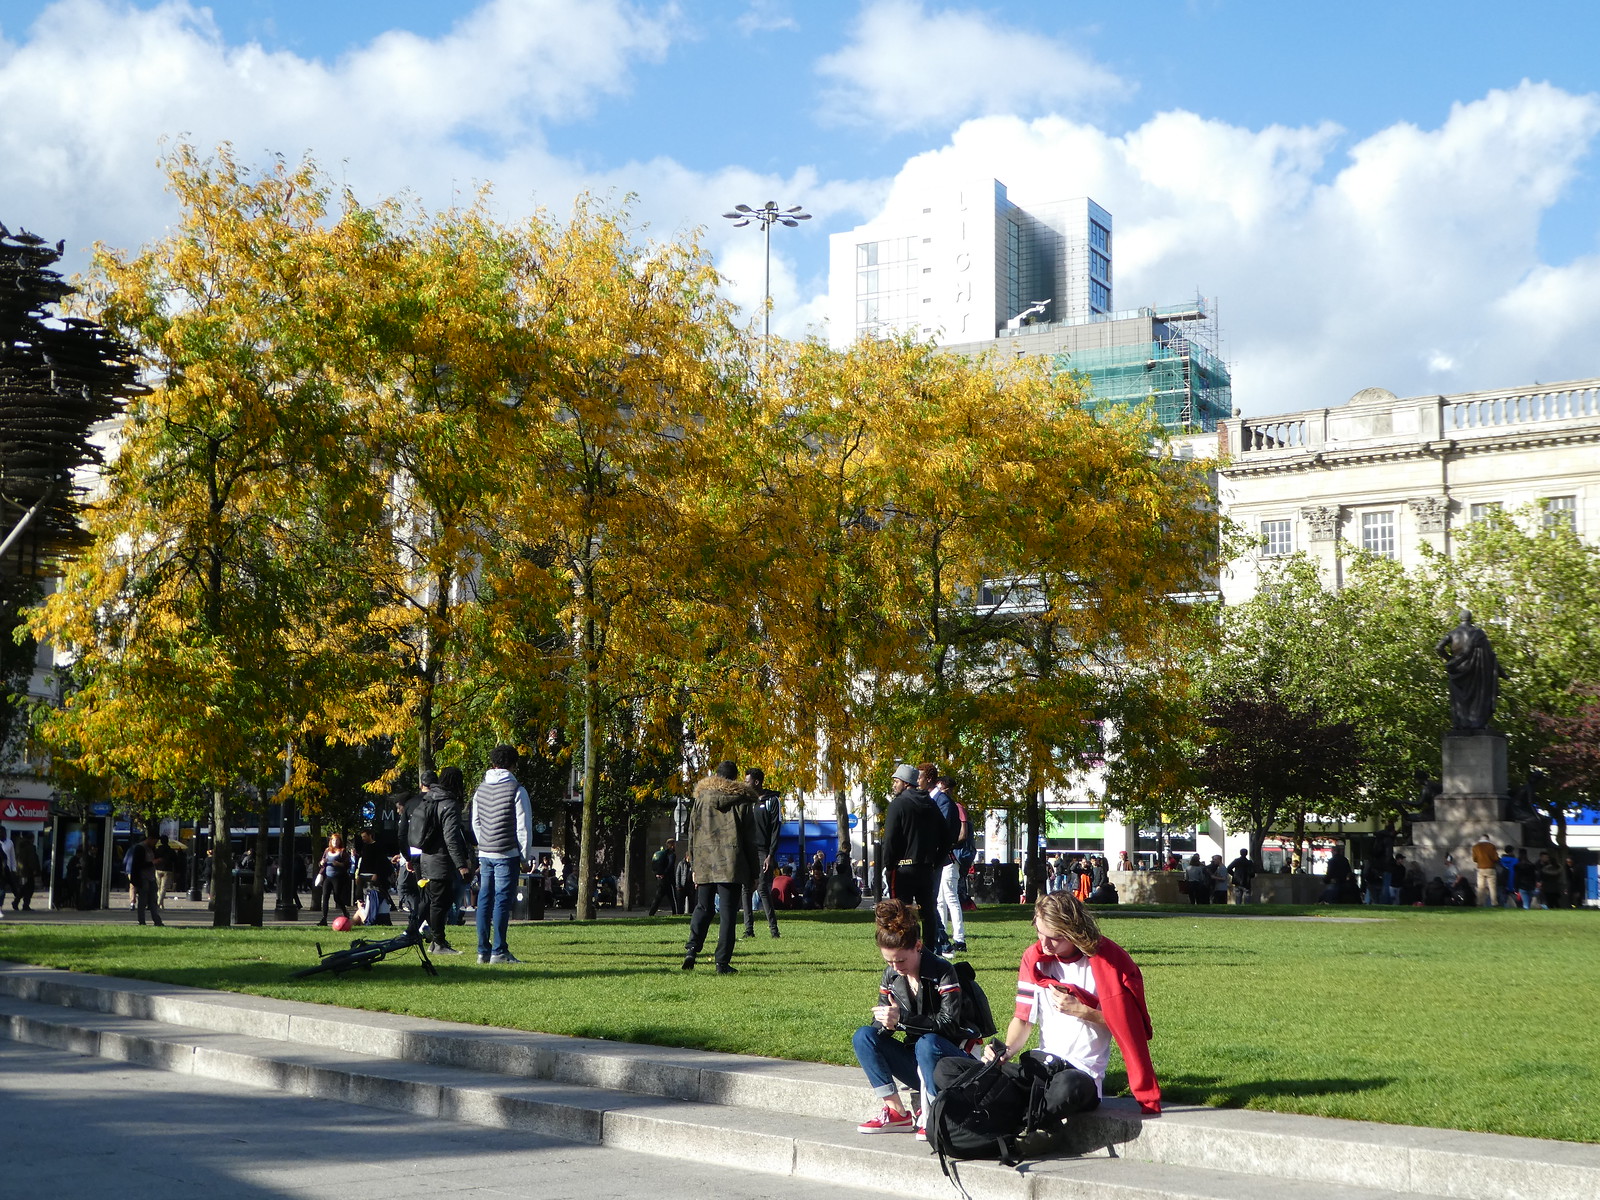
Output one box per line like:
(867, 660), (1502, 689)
(1191, 377), (1600, 605)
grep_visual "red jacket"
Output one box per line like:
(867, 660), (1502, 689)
(1023, 935), (1161, 1115)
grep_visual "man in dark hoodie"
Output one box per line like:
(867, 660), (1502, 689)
(682, 760), (758, 974)
(881, 762), (951, 951)
(404, 767), (473, 955)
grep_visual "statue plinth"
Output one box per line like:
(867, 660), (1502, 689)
(1441, 730), (1508, 799)
(1407, 730), (1526, 883)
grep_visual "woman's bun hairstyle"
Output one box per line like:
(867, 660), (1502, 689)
(874, 899), (921, 950)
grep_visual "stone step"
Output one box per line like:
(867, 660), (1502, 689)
(0, 989), (1456, 1200)
(3, 965), (1596, 1200)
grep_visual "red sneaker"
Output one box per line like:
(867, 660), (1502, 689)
(857, 1105), (915, 1134)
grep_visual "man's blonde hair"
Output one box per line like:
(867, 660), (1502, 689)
(1034, 890), (1102, 956)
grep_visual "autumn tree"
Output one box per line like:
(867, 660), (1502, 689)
(30, 146), (371, 924)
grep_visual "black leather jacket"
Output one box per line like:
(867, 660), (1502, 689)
(872, 949), (971, 1045)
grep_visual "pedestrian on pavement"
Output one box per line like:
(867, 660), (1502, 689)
(1227, 848), (1255, 905)
(11, 830), (41, 911)
(648, 838), (680, 916)
(682, 760), (758, 974)
(130, 830), (164, 927)
(152, 836), (177, 908)
(0, 823), (17, 916)
(850, 899), (975, 1136)
(470, 745), (534, 964)
(1470, 833), (1500, 906)
(741, 768), (781, 939)
(882, 762), (951, 951)
(404, 769), (473, 954)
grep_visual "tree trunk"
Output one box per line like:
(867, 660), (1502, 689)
(577, 619), (599, 921)
(211, 787), (234, 927)
(1024, 785), (1043, 903)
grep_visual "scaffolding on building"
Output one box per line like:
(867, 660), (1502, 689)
(1049, 296), (1232, 432)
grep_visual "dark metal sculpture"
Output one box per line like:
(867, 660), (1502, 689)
(0, 223), (144, 577)
(1435, 611), (1507, 732)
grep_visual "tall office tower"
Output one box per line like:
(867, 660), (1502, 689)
(827, 179), (1112, 348)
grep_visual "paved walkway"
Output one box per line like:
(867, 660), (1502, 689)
(0, 1038), (887, 1200)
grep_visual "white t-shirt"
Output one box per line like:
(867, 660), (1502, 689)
(1014, 942), (1112, 1092)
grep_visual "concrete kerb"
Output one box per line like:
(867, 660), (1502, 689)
(3, 963), (1598, 1200)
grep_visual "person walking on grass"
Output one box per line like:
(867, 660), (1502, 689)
(648, 838), (680, 916)
(851, 899), (975, 1138)
(471, 745), (534, 965)
(317, 834), (353, 925)
(682, 760), (758, 974)
(404, 768), (473, 955)
(741, 768), (781, 939)
(882, 762), (951, 952)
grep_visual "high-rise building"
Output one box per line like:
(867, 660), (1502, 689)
(827, 179), (1112, 347)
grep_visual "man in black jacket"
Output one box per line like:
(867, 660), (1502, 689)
(880, 762), (951, 950)
(404, 768), (473, 954)
(741, 769), (782, 938)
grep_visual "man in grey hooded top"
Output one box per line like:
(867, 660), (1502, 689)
(471, 744), (534, 964)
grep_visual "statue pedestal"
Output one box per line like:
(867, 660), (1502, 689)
(1442, 731), (1508, 797)
(1407, 731), (1522, 884)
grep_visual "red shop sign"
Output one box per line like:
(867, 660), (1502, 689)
(0, 798), (50, 822)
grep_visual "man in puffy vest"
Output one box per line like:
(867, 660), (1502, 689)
(471, 745), (534, 964)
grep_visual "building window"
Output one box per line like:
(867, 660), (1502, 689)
(1469, 501), (1502, 522)
(856, 242), (878, 267)
(1045, 809), (1105, 852)
(1261, 519), (1293, 557)
(1089, 221), (1110, 253)
(1361, 511), (1396, 557)
(1091, 249), (1111, 282)
(1543, 495), (1577, 530)
(1089, 280), (1110, 311)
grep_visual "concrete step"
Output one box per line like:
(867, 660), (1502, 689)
(0, 989), (1456, 1200)
(2, 964), (1595, 1200)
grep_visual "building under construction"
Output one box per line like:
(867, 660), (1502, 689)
(944, 295), (1233, 433)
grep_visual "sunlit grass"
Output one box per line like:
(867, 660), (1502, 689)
(3, 903), (1596, 1142)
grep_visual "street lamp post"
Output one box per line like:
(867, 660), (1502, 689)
(722, 200), (810, 371)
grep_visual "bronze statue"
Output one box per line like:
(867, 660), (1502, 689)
(1436, 611), (1507, 731)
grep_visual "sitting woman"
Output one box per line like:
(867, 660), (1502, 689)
(984, 890), (1162, 1116)
(851, 899), (976, 1136)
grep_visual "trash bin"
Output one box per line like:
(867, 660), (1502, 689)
(232, 872), (264, 926)
(513, 872), (545, 921)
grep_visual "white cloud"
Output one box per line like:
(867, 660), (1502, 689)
(735, 1), (798, 35)
(0, 0), (676, 263)
(815, 0), (1127, 134)
(847, 82), (1600, 412)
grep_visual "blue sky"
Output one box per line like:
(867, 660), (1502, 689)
(2, 0), (1597, 412)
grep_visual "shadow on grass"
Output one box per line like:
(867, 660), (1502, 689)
(1153, 1071), (1398, 1109)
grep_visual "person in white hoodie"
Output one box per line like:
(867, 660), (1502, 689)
(471, 744), (534, 965)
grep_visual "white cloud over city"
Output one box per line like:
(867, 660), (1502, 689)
(1, 0), (1596, 414)
(816, 0), (1128, 133)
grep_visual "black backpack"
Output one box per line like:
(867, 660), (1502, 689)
(925, 1050), (1099, 1185)
(951, 959), (997, 1039)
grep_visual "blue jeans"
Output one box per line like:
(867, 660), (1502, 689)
(476, 857), (517, 958)
(851, 1026), (969, 1104)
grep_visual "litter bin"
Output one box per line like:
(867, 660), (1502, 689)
(232, 872), (264, 926)
(513, 872), (545, 921)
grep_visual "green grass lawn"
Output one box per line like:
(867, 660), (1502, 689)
(4, 904), (1598, 1143)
